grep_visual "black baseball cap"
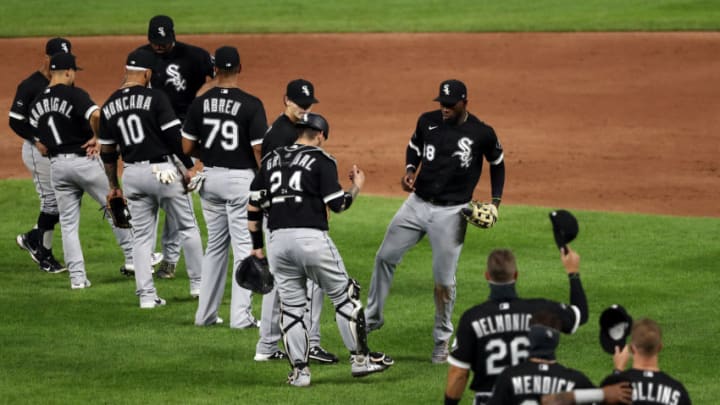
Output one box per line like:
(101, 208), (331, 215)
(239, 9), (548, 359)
(528, 325), (560, 360)
(46, 37), (72, 56)
(434, 79), (467, 105)
(599, 304), (633, 354)
(286, 79), (319, 106)
(126, 49), (155, 70)
(296, 113), (330, 139)
(215, 46), (240, 70)
(50, 53), (80, 71)
(549, 209), (579, 251)
(148, 15), (175, 45)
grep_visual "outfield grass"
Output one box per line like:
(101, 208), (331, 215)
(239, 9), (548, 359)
(0, 180), (718, 403)
(0, 0), (719, 36)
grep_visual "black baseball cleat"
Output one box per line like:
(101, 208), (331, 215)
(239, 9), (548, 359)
(16, 233), (42, 264)
(309, 346), (339, 364)
(39, 252), (67, 274)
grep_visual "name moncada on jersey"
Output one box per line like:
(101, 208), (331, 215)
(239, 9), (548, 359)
(101, 91), (241, 121)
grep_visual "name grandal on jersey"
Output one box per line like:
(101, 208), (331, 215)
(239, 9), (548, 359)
(265, 150), (316, 172)
(102, 93), (152, 119)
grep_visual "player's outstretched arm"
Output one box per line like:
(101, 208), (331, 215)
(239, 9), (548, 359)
(561, 245), (589, 326)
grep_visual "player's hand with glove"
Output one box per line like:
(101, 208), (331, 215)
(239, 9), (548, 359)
(184, 169), (206, 193)
(461, 201), (498, 229)
(106, 187), (132, 229)
(152, 165), (178, 184)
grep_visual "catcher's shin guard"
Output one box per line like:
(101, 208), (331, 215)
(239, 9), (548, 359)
(280, 301), (309, 367)
(335, 278), (370, 355)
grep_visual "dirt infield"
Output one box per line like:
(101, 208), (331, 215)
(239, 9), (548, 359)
(1, 33), (718, 217)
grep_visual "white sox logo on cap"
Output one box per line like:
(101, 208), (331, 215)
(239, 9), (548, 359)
(61, 43), (69, 53)
(158, 27), (166, 37)
(301, 85), (311, 97)
(443, 84), (450, 95)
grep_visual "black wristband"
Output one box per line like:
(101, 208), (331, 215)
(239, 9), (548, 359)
(568, 273), (580, 280)
(444, 394), (460, 405)
(247, 210), (263, 221)
(250, 229), (264, 250)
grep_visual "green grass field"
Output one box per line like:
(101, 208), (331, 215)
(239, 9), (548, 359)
(1, 181), (718, 403)
(0, 0), (719, 36)
(2, 1), (719, 403)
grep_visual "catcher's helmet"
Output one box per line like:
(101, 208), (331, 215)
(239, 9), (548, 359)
(297, 113), (330, 139)
(235, 255), (274, 295)
(599, 304), (633, 354)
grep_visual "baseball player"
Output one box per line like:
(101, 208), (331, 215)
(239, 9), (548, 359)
(366, 79), (506, 363)
(137, 15), (214, 279)
(181, 46), (267, 326)
(444, 247), (589, 405)
(99, 49), (203, 307)
(600, 318), (692, 404)
(29, 52), (134, 289)
(486, 312), (596, 405)
(9, 38), (72, 274)
(247, 113), (392, 386)
(254, 79), (338, 363)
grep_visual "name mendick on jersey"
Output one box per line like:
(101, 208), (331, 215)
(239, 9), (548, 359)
(512, 373), (577, 396)
(29, 97), (74, 125)
(203, 97), (241, 116)
(471, 312), (532, 338)
(102, 94), (152, 119)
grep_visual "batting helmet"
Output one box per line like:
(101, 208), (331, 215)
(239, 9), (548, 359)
(297, 112), (330, 139)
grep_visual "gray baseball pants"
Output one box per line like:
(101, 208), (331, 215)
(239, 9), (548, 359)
(49, 154), (133, 286)
(122, 161), (202, 303)
(194, 167), (256, 327)
(366, 193), (466, 344)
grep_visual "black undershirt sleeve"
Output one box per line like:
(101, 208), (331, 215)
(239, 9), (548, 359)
(9, 118), (36, 142)
(489, 161), (505, 205)
(569, 274), (589, 325)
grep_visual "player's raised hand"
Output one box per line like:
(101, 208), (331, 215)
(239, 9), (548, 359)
(349, 164), (365, 189)
(560, 245), (580, 274)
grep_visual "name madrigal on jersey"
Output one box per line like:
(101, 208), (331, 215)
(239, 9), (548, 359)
(472, 312), (532, 338)
(29, 97), (74, 124)
(203, 97), (241, 116)
(102, 94), (152, 120)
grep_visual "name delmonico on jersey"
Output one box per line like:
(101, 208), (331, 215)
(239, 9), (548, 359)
(471, 312), (532, 338)
(101, 93), (153, 120)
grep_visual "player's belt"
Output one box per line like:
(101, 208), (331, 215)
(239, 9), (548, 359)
(127, 156), (170, 164)
(416, 194), (466, 206)
(50, 152), (84, 158)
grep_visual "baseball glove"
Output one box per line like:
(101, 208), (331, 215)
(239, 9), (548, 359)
(106, 195), (132, 229)
(235, 255), (274, 295)
(461, 201), (498, 229)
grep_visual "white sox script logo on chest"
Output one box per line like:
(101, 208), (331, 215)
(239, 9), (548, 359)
(452, 137), (474, 168)
(165, 64), (187, 92)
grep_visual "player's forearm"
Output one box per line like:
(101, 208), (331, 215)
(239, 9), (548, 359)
(9, 118), (36, 142)
(489, 161), (505, 207)
(445, 366), (469, 403)
(100, 145), (120, 189)
(569, 274), (589, 325)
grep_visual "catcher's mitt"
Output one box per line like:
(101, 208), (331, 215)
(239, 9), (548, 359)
(106, 195), (132, 229)
(461, 201), (498, 229)
(235, 255), (274, 295)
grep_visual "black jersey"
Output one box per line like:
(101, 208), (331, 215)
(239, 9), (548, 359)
(488, 361), (595, 405)
(137, 42), (214, 119)
(29, 84), (98, 156)
(262, 113), (297, 157)
(182, 87), (267, 169)
(98, 85), (181, 162)
(448, 297), (581, 394)
(407, 110), (503, 203)
(250, 144), (344, 231)
(601, 369), (691, 405)
(9, 71), (49, 141)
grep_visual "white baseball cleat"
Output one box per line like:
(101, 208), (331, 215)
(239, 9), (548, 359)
(287, 366), (311, 387)
(140, 297), (167, 309)
(71, 280), (92, 290)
